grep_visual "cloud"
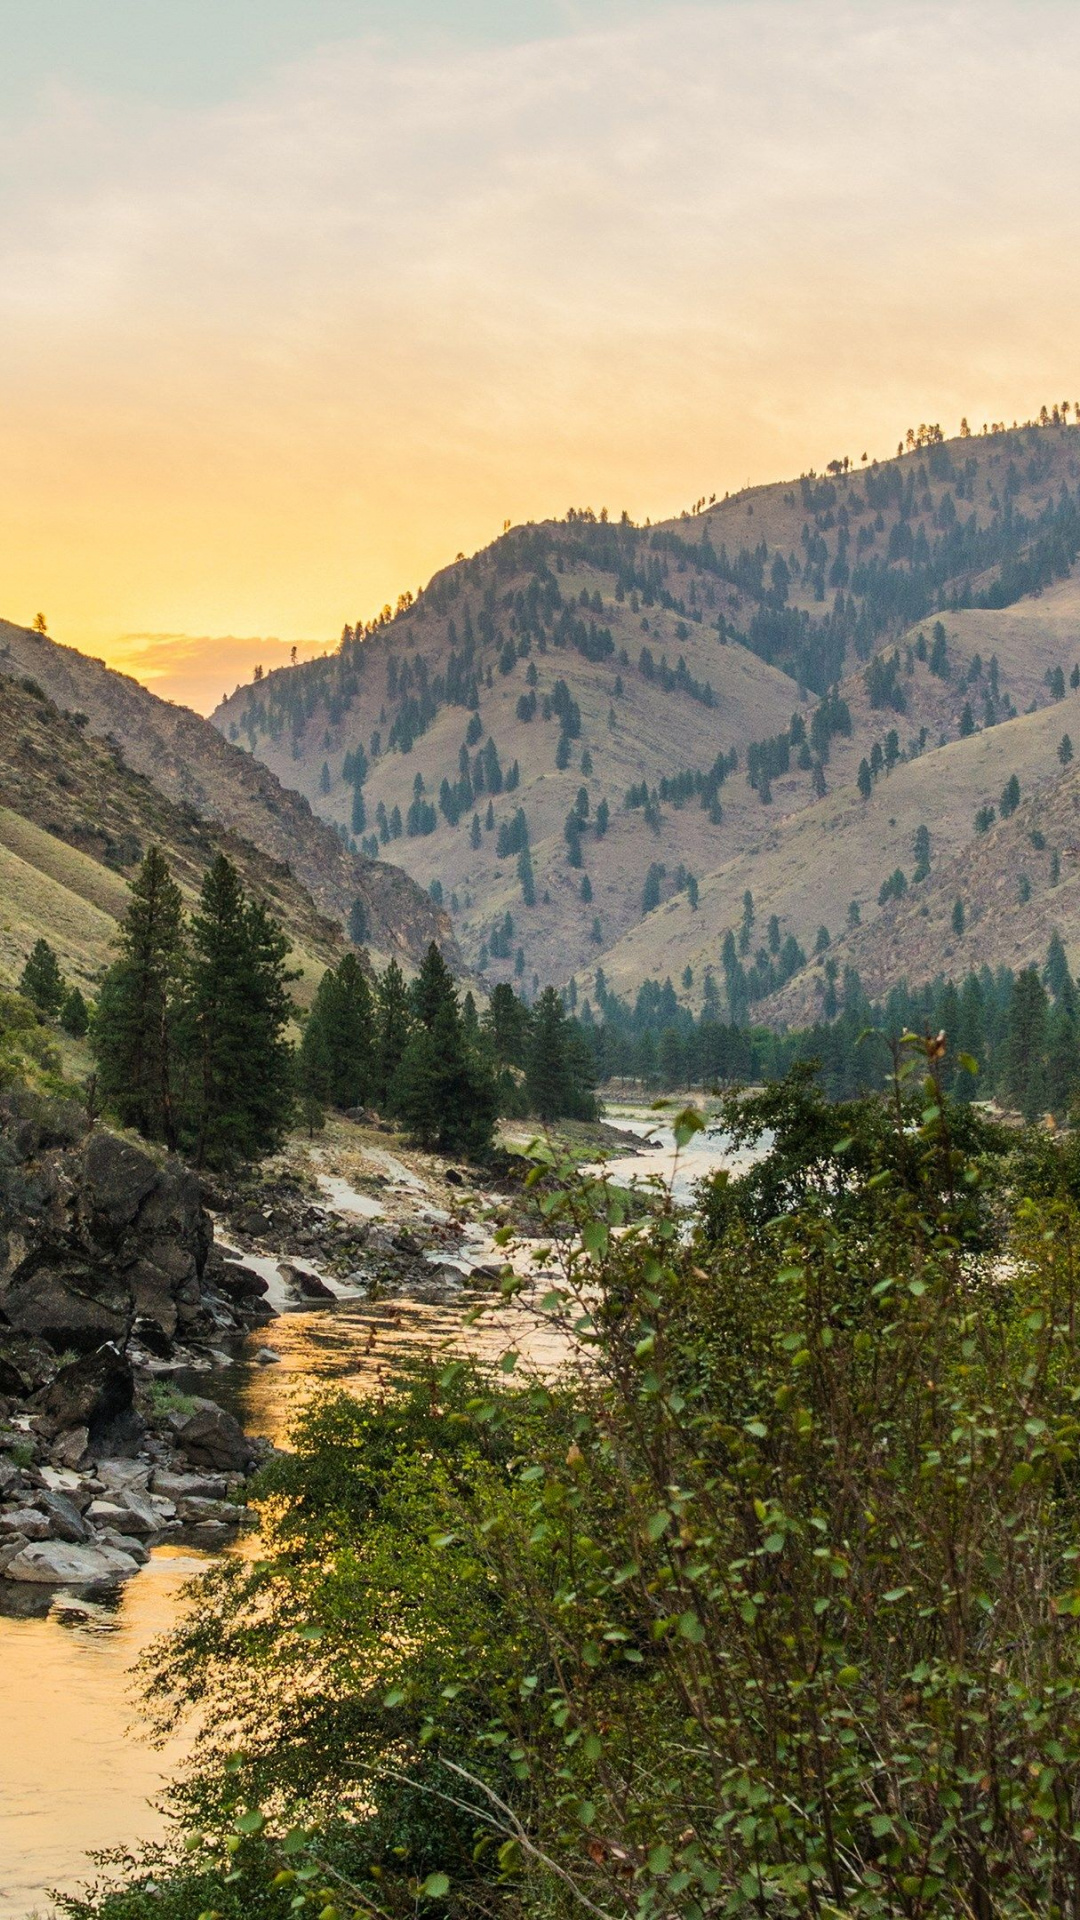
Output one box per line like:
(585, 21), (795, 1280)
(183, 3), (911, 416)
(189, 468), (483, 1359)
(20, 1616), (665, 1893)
(0, 1), (1078, 665)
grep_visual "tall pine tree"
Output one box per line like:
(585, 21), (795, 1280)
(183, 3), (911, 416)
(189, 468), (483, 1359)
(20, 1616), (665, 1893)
(93, 847), (185, 1145)
(182, 856), (296, 1167)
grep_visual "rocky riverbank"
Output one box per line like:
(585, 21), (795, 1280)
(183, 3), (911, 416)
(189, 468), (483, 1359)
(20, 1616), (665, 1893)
(0, 1096), (650, 1588)
(0, 1098), (272, 1585)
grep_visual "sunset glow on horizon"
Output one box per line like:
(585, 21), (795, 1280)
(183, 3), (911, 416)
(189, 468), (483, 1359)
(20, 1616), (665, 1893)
(3, 0), (1080, 715)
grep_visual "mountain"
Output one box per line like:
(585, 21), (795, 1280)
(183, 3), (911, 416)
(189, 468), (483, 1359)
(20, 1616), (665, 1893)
(0, 620), (460, 979)
(209, 421), (1080, 1018)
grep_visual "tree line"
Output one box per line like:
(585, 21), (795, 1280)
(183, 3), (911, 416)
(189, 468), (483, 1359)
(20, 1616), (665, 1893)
(43, 849), (597, 1167)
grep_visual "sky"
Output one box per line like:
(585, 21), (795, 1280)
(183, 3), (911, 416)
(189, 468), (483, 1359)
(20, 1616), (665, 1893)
(1, 0), (1079, 713)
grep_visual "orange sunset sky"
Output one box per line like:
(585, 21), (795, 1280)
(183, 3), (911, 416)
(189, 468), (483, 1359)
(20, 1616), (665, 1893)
(2, 0), (1080, 713)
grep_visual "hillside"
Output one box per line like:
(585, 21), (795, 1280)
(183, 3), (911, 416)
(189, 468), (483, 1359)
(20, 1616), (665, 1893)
(210, 422), (1080, 1015)
(0, 675), (353, 1001)
(0, 620), (459, 975)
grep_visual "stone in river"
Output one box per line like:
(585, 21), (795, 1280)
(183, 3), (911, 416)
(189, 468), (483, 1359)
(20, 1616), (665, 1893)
(5, 1539), (140, 1583)
(85, 1499), (130, 1528)
(49, 1425), (91, 1470)
(176, 1405), (257, 1473)
(255, 1347), (281, 1364)
(38, 1345), (136, 1447)
(116, 1487), (173, 1536)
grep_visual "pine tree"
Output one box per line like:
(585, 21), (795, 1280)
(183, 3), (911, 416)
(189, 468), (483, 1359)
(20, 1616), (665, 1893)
(348, 897), (369, 944)
(913, 824), (931, 882)
(392, 943), (497, 1154)
(470, 813), (482, 850)
(374, 959), (411, 1105)
(857, 758), (872, 800)
(19, 939), (66, 1017)
(1004, 970), (1049, 1120)
(93, 848), (185, 1145)
(351, 786), (366, 835)
(60, 986), (89, 1038)
(1060, 734), (1074, 766)
(952, 898), (965, 937)
(525, 987), (574, 1121)
(182, 856), (297, 1167)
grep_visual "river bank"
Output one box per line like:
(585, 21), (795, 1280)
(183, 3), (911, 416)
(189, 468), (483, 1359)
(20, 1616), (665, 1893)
(0, 1100), (743, 1918)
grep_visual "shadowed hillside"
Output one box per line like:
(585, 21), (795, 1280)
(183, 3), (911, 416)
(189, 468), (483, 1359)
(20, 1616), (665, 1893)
(0, 620), (460, 975)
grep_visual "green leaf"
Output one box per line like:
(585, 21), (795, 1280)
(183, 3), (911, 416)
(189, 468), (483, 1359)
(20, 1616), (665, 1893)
(646, 1509), (672, 1540)
(673, 1107), (706, 1149)
(234, 1808), (265, 1835)
(420, 1871), (451, 1899)
(678, 1609), (706, 1642)
(582, 1219), (608, 1255)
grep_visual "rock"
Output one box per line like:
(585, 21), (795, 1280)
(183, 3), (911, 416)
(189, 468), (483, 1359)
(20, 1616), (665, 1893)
(0, 1533), (29, 1573)
(279, 1262), (334, 1301)
(49, 1426), (91, 1470)
(37, 1346), (135, 1447)
(391, 1228), (423, 1255)
(175, 1405), (257, 1473)
(0, 1508), (52, 1541)
(2, 1130), (212, 1358)
(216, 1260), (270, 1303)
(176, 1494), (233, 1523)
(255, 1348), (281, 1365)
(444, 1168), (465, 1187)
(116, 1487), (173, 1536)
(97, 1528), (150, 1565)
(85, 1499), (129, 1528)
(4, 1539), (140, 1583)
(0, 1331), (58, 1399)
(0, 1457), (23, 1497)
(151, 1468), (230, 1500)
(37, 1491), (90, 1543)
(96, 1458), (149, 1492)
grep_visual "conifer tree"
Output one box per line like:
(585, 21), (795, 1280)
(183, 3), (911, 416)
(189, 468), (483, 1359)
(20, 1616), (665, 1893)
(182, 856), (296, 1167)
(1004, 968), (1048, 1121)
(374, 959), (411, 1105)
(19, 939), (66, 1018)
(392, 943), (496, 1154)
(93, 848), (185, 1145)
(60, 985), (89, 1038)
(857, 758), (872, 800)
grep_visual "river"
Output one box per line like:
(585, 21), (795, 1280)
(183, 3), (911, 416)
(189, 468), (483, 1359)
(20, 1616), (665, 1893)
(0, 1109), (748, 1918)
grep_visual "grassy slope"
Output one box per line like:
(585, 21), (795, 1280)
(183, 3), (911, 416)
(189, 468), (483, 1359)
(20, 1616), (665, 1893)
(0, 620), (459, 975)
(0, 677), (348, 1003)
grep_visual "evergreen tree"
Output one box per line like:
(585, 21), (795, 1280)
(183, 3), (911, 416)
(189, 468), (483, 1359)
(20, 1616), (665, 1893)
(913, 824), (931, 882)
(182, 856), (296, 1167)
(392, 943), (497, 1155)
(348, 897), (369, 945)
(302, 953), (375, 1110)
(93, 848), (185, 1145)
(1060, 734), (1074, 766)
(351, 786), (366, 835)
(857, 758), (872, 800)
(470, 813), (482, 850)
(525, 986), (595, 1121)
(60, 986), (89, 1038)
(1004, 968), (1048, 1121)
(952, 897), (965, 937)
(19, 939), (65, 1017)
(374, 959), (411, 1105)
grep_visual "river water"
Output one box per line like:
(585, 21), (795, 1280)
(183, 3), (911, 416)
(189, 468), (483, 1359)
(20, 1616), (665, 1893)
(0, 1109), (747, 1918)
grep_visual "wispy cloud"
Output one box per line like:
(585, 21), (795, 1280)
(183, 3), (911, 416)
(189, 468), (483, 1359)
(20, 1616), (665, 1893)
(0, 2), (1077, 674)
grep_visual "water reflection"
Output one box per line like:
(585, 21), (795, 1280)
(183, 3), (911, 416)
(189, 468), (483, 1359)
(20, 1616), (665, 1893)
(0, 1548), (213, 1920)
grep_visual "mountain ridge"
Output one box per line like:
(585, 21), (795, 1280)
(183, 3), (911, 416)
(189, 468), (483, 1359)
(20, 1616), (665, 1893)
(209, 423), (1080, 1016)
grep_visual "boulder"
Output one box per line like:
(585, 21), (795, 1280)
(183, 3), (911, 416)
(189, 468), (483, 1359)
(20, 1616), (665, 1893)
(38, 1346), (135, 1447)
(0, 1508), (51, 1541)
(37, 1491), (90, 1543)
(280, 1263), (334, 1301)
(151, 1468), (229, 1500)
(116, 1487), (172, 1537)
(2, 1131), (212, 1357)
(96, 1528), (150, 1565)
(0, 1532), (29, 1573)
(175, 1405), (256, 1473)
(85, 1499), (130, 1528)
(49, 1426), (91, 1470)
(176, 1494), (233, 1524)
(0, 1331), (57, 1399)
(4, 1539), (140, 1583)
